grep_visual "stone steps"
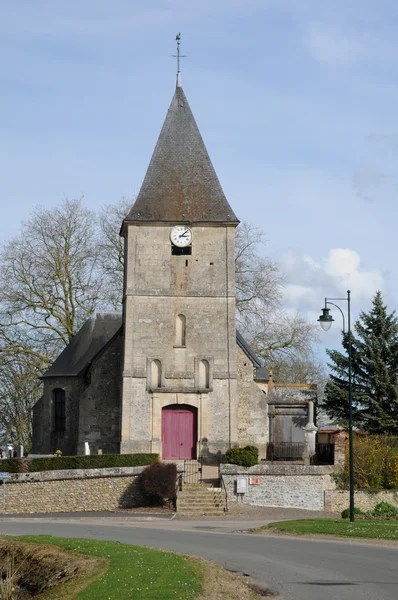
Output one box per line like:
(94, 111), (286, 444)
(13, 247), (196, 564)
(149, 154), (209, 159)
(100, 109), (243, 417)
(177, 483), (226, 515)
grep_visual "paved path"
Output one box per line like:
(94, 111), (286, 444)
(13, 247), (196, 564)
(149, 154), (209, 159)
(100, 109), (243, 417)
(1, 512), (397, 600)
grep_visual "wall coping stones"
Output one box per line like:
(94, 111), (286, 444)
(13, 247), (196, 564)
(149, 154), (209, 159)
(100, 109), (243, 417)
(220, 463), (334, 476)
(7, 463), (184, 483)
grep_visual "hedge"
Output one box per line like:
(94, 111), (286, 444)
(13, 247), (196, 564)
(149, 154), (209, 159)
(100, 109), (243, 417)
(0, 453), (159, 474)
(224, 445), (259, 467)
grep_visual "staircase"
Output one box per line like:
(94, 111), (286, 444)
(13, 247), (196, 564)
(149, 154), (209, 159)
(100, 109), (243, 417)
(176, 484), (226, 516)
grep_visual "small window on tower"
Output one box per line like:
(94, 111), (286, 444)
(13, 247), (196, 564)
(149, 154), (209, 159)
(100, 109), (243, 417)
(176, 314), (186, 346)
(151, 360), (162, 388)
(199, 359), (210, 389)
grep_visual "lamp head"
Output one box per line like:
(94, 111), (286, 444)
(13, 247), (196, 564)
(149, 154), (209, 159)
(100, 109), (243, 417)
(318, 307), (334, 331)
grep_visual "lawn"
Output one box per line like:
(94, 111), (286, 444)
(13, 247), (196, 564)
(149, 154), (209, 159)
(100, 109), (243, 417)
(6, 535), (264, 599)
(266, 519), (398, 540)
(9, 536), (202, 599)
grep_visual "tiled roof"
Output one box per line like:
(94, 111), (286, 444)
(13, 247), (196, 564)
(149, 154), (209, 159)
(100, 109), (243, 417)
(236, 330), (263, 368)
(42, 313), (122, 377)
(124, 86), (239, 225)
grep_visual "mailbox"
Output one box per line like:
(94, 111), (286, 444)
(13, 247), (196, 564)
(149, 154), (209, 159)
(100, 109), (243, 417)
(236, 477), (247, 494)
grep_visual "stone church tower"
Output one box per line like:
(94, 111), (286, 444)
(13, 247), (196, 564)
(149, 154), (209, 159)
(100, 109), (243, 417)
(120, 80), (239, 460)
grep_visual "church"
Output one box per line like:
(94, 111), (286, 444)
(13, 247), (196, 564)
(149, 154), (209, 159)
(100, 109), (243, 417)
(32, 71), (317, 462)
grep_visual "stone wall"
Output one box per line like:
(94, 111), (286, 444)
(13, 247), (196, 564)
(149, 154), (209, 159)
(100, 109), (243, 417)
(78, 332), (123, 455)
(267, 385), (315, 444)
(325, 489), (398, 513)
(236, 347), (268, 458)
(32, 375), (84, 456)
(221, 463), (335, 511)
(0, 467), (149, 514)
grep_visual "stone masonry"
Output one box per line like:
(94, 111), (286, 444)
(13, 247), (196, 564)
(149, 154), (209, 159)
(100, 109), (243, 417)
(325, 489), (398, 513)
(221, 463), (335, 511)
(120, 223), (239, 459)
(1, 467), (146, 514)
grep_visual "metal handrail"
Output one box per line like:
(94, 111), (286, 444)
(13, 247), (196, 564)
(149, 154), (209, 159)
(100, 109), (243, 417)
(173, 472), (183, 512)
(220, 473), (228, 513)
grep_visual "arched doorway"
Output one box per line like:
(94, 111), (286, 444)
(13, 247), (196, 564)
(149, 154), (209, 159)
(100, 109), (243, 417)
(162, 404), (197, 459)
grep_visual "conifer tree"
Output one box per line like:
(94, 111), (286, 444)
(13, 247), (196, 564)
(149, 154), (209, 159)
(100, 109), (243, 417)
(323, 291), (398, 433)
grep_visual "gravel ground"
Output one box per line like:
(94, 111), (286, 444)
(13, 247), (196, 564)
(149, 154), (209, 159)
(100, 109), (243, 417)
(111, 503), (339, 521)
(226, 502), (339, 520)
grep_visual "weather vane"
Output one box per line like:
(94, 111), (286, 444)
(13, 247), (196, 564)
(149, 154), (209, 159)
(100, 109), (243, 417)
(172, 32), (186, 87)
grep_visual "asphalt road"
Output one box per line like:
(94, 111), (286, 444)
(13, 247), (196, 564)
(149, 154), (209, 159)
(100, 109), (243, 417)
(1, 517), (397, 600)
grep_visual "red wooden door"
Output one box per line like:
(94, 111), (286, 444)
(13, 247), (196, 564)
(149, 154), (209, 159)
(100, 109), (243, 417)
(162, 406), (196, 459)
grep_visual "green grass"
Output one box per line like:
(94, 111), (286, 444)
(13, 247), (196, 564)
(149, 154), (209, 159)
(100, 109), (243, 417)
(267, 519), (398, 540)
(16, 536), (202, 599)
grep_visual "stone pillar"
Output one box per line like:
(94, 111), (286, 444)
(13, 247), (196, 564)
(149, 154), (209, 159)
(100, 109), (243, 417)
(333, 431), (348, 466)
(303, 401), (318, 464)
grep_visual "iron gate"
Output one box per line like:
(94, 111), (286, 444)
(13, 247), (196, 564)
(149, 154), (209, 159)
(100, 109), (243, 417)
(183, 459), (202, 484)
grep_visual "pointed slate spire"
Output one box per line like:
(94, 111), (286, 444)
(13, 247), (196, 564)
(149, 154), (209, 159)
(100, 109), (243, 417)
(124, 86), (239, 224)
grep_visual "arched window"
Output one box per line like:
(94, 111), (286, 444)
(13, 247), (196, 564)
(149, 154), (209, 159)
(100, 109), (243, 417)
(53, 388), (66, 431)
(199, 359), (210, 389)
(151, 359), (162, 388)
(176, 314), (186, 346)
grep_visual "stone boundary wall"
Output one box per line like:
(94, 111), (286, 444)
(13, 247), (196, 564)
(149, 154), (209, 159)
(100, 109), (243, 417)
(0, 466), (183, 514)
(221, 464), (335, 511)
(325, 489), (398, 513)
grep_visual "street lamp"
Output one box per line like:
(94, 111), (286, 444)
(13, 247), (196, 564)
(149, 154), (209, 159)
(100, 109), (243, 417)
(318, 290), (355, 523)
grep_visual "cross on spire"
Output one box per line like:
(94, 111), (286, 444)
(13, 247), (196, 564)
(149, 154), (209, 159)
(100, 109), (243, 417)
(172, 32), (186, 87)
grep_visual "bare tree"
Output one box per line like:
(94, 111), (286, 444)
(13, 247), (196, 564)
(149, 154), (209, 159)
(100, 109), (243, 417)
(235, 222), (319, 375)
(235, 222), (282, 313)
(0, 198), (105, 364)
(0, 354), (43, 450)
(270, 352), (326, 385)
(98, 197), (132, 309)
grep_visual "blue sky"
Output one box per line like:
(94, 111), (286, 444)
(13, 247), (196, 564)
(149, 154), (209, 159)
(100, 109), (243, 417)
(1, 0), (397, 350)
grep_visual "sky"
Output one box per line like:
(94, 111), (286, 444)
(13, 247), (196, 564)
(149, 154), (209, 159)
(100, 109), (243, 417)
(1, 0), (397, 354)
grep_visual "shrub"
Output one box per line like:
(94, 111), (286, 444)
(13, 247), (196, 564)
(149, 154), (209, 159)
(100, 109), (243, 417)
(339, 434), (398, 490)
(138, 462), (177, 505)
(341, 507), (361, 519)
(0, 453), (159, 474)
(371, 502), (398, 518)
(224, 445), (259, 467)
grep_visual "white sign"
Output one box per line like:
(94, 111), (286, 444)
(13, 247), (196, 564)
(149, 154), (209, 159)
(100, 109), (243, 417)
(0, 473), (9, 479)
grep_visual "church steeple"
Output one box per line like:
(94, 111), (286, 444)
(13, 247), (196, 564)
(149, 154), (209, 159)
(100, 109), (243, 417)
(124, 85), (239, 225)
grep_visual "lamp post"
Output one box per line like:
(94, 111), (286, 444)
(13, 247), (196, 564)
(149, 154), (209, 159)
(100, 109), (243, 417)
(318, 290), (355, 523)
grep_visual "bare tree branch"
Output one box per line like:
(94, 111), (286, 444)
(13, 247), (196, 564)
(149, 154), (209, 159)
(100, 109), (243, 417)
(235, 222), (319, 379)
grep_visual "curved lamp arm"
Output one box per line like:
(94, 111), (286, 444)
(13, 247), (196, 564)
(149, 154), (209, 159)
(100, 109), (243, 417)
(326, 301), (346, 333)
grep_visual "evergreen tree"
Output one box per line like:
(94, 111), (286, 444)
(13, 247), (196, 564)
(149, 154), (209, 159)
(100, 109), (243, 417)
(323, 291), (398, 433)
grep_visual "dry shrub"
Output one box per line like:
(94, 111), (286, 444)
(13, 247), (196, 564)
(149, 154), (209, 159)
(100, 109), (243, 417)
(0, 554), (20, 600)
(342, 434), (398, 489)
(138, 462), (177, 505)
(0, 539), (108, 598)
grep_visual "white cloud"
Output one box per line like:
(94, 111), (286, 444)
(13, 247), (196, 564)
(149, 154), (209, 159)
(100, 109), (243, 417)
(281, 248), (385, 313)
(324, 248), (384, 297)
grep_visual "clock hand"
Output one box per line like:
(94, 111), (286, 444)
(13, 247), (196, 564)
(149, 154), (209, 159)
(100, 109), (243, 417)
(179, 230), (189, 237)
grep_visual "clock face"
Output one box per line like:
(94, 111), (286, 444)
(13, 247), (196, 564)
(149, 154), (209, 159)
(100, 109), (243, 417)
(170, 226), (192, 247)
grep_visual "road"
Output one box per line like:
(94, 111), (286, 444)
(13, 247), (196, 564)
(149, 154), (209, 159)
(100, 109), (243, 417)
(1, 516), (397, 600)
